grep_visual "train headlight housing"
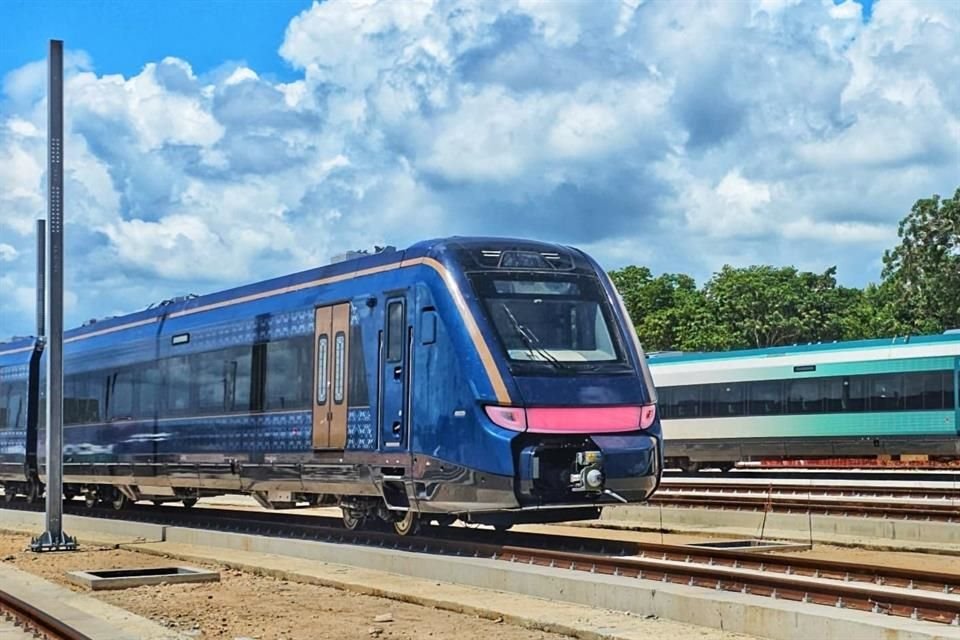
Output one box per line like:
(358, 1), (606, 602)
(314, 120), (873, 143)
(639, 403), (657, 430)
(484, 405), (527, 431)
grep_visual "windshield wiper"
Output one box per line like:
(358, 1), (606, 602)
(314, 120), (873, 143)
(499, 304), (573, 372)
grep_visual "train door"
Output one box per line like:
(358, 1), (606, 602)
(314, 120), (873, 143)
(313, 303), (350, 449)
(379, 296), (409, 449)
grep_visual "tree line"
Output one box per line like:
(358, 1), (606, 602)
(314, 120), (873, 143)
(609, 187), (960, 353)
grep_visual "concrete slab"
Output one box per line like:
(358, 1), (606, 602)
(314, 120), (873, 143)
(596, 506), (960, 555)
(0, 564), (184, 640)
(0, 509), (164, 546)
(137, 526), (959, 640)
(67, 565), (219, 590)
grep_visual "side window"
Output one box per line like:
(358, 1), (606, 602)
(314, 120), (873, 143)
(166, 356), (192, 414)
(786, 379), (821, 414)
(710, 382), (744, 417)
(844, 376), (866, 412)
(944, 371), (956, 410)
(223, 346), (252, 412)
(138, 365), (162, 418)
(657, 387), (674, 419)
(386, 300), (404, 362)
(110, 370), (134, 420)
(195, 351), (226, 413)
(749, 380), (783, 416)
(348, 321), (370, 406)
(869, 374), (902, 411)
(674, 385), (701, 419)
(0, 381), (25, 430)
(64, 376), (80, 426)
(265, 336), (312, 410)
(821, 377), (844, 413)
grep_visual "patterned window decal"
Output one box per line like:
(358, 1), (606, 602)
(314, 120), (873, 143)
(334, 332), (346, 404)
(317, 335), (329, 405)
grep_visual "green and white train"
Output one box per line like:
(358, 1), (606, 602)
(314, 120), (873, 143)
(649, 331), (960, 470)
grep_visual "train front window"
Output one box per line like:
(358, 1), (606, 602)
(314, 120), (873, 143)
(469, 272), (626, 370)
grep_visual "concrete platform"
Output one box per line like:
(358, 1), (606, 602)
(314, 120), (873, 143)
(0, 509), (164, 546)
(0, 564), (184, 640)
(597, 505), (960, 554)
(132, 525), (958, 640)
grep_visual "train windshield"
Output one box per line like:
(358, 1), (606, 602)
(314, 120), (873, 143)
(468, 272), (628, 373)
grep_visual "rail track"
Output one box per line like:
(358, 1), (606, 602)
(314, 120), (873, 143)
(3, 500), (960, 626)
(0, 588), (91, 640)
(653, 479), (960, 522)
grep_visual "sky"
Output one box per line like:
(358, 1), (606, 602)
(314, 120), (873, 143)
(0, 0), (956, 339)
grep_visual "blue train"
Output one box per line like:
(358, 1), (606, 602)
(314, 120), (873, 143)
(0, 237), (662, 534)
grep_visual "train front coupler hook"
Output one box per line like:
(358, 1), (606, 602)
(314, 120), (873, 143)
(568, 450), (628, 503)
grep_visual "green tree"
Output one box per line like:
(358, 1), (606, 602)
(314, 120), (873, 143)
(836, 282), (900, 340)
(609, 266), (727, 352)
(881, 187), (960, 333)
(701, 265), (856, 349)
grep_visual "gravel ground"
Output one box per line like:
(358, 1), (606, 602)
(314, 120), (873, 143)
(0, 532), (574, 640)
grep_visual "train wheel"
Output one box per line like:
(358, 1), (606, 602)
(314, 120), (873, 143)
(392, 511), (420, 537)
(25, 480), (41, 504)
(2, 485), (14, 503)
(152, 500), (164, 506)
(111, 492), (127, 511)
(342, 510), (364, 531)
(84, 491), (98, 508)
(182, 498), (198, 508)
(493, 523), (512, 533)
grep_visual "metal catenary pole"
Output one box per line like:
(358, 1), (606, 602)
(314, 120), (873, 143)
(36, 219), (45, 338)
(32, 38), (76, 552)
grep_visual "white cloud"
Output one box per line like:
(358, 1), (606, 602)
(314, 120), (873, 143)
(0, 0), (957, 338)
(0, 244), (18, 261)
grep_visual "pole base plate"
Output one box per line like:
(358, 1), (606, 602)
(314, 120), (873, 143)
(30, 530), (78, 553)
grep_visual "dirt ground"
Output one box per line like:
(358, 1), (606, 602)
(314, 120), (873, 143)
(0, 532), (573, 640)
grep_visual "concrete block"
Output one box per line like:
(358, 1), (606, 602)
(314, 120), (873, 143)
(67, 566), (219, 590)
(600, 505), (960, 552)
(0, 509), (164, 545)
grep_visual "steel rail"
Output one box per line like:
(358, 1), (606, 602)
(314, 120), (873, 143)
(4, 501), (959, 625)
(660, 480), (960, 500)
(650, 493), (960, 522)
(0, 589), (92, 640)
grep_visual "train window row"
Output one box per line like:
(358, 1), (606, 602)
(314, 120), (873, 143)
(657, 370), (956, 419)
(62, 337), (313, 425)
(0, 380), (27, 430)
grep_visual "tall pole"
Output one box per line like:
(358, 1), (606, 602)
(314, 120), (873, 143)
(32, 39), (76, 552)
(36, 219), (45, 338)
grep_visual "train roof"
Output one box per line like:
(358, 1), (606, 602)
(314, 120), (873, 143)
(0, 335), (36, 358)
(647, 331), (960, 365)
(0, 235), (581, 345)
